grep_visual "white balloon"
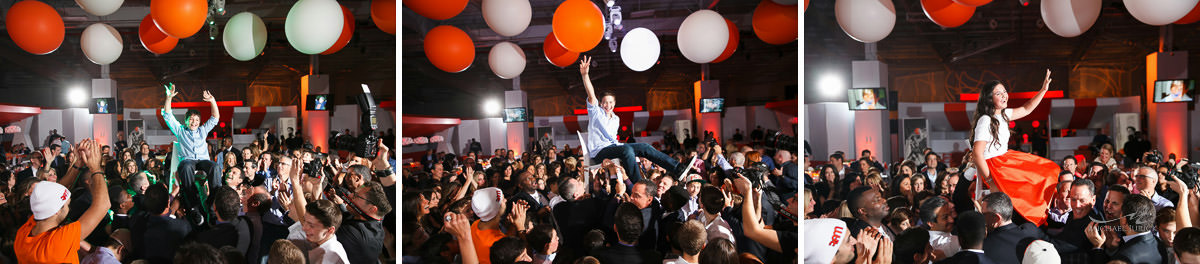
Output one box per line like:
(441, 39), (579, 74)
(1124, 0), (1200, 26)
(676, 10), (729, 64)
(1041, 0), (1101, 38)
(620, 28), (660, 72)
(772, 0), (799, 4)
(81, 23), (123, 65)
(483, 0), (532, 37)
(223, 12), (268, 61)
(285, 0), (344, 54)
(76, 0), (123, 16)
(488, 42), (526, 79)
(835, 0), (897, 43)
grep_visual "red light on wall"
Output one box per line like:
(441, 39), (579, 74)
(1032, 120), (1040, 128)
(959, 91), (1063, 101)
(572, 106), (644, 115)
(171, 101), (244, 107)
(1022, 134), (1029, 143)
(1008, 121), (1016, 128)
(219, 122), (226, 128)
(621, 126), (627, 131)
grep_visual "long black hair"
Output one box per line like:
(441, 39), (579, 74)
(969, 80), (1009, 150)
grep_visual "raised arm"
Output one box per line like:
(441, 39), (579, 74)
(1011, 69), (1052, 120)
(288, 159), (307, 220)
(163, 83), (177, 113)
(737, 177), (782, 252)
(580, 56), (597, 106)
(78, 139), (111, 237)
(202, 90), (219, 119)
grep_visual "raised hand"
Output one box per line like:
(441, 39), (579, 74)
(443, 212), (471, 239)
(579, 56), (591, 76)
(164, 83), (178, 98)
(1042, 69), (1052, 90)
(1085, 222), (1105, 248)
(507, 200), (530, 232)
(874, 236), (893, 264)
(202, 90), (215, 102)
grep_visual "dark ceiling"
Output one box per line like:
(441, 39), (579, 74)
(402, 0), (799, 119)
(0, 0), (396, 109)
(805, 0), (1200, 100)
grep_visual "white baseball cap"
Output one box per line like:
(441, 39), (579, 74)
(1023, 240), (1060, 264)
(472, 187), (504, 222)
(804, 218), (849, 264)
(29, 181), (70, 220)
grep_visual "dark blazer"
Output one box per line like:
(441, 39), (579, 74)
(936, 250), (998, 264)
(142, 215), (194, 264)
(1090, 233), (1163, 264)
(589, 244), (662, 264)
(189, 218), (251, 254)
(553, 197), (611, 255)
(1053, 209), (1104, 254)
(512, 190), (549, 213)
(983, 223), (1047, 264)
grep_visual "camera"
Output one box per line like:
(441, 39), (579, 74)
(1143, 150), (1163, 166)
(764, 130), (797, 153)
(303, 162), (324, 178)
(331, 85), (379, 159)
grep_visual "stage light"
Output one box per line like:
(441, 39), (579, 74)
(818, 74), (844, 98)
(67, 87), (87, 106)
(483, 99), (501, 116)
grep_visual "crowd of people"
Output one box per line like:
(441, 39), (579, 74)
(803, 145), (1200, 264)
(0, 87), (398, 264)
(401, 131), (801, 264)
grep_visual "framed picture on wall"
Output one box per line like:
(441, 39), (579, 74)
(902, 119), (928, 164)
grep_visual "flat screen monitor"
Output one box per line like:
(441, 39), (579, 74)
(847, 88), (889, 110)
(503, 107), (528, 123)
(90, 98), (116, 114)
(699, 98), (724, 113)
(306, 94), (330, 111)
(1154, 79), (1194, 103)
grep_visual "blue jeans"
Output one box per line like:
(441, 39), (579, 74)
(592, 143), (679, 182)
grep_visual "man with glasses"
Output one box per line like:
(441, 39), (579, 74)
(1054, 179), (1104, 259)
(1133, 166), (1175, 210)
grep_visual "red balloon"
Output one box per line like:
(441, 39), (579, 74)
(424, 25), (474, 73)
(322, 5), (356, 55)
(552, 0), (605, 52)
(752, 0), (798, 45)
(403, 0), (467, 20)
(139, 14), (178, 55)
(922, 0), (975, 28)
(151, 0), (208, 38)
(952, 0), (991, 7)
(1177, 1), (1200, 24)
(711, 19), (740, 63)
(372, 0), (396, 34)
(543, 32), (579, 68)
(5, 0), (64, 55)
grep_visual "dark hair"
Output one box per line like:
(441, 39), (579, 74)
(919, 196), (949, 225)
(887, 208), (915, 228)
(677, 220), (707, 256)
(981, 192), (1013, 222)
(359, 181), (392, 217)
(700, 185), (725, 213)
(307, 200), (343, 229)
(489, 236), (528, 264)
(1175, 227), (1200, 256)
(525, 225), (556, 254)
(185, 109), (202, 122)
(1108, 185), (1131, 196)
(893, 228), (931, 264)
(583, 229), (605, 251)
(268, 239), (305, 264)
(957, 211), (987, 249)
(614, 202), (643, 243)
(697, 238), (738, 264)
(173, 242), (223, 264)
(889, 174), (910, 198)
(143, 184), (170, 215)
(1122, 194), (1155, 233)
(219, 245), (248, 264)
(1157, 207), (1177, 227)
(969, 80), (1009, 150)
(600, 91), (616, 100)
(212, 186), (240, 221)
(847, 186), (873, 219)
(248, 193), (271, 213)
(636, 179), (657, 199)
(1071, 178), (1096, 195)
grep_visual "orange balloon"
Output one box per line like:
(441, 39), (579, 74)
(551, 0), (604, 52)
(752, 0), (798, 45)
(139, 14), (178, 55)
(951, 0), (991, 7)
(403, 0), (466, 21)
(922, 0), (975, 28)
(151, 0), (208, 38)
(373, 0), (397, 34)
(322, 5), (356, 55)
(424, 25), (474, 73)
(711, 19), (740, 64)
(5, 0), (64, 55)
(543, 32), (579, 68)
(1177, 1), (1200, 24)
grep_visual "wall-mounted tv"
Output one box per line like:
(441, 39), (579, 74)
(847, 88), (888, 110)
(1154, 79), (1193, 103)
(306, 94), (330, 111)
(90, 98), (116, 114)
(700, 98), (724, 113)
(503, 107), (528, 123)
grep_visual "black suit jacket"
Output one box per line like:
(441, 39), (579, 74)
(189, 219), (251, 254)
(1087, 233), (1163, 264)
(553, 197), (611, 255)
(1053, 209), (1104, 254)
(936, 250), (997, 264)
(983, 223), (1047, 264)
(589, 244), (662, 264)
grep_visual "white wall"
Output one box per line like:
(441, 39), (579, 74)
(457, 120), (481, 154)
(331, 105), (359, 135)
(722, 106), (747, 142)
(36, 110), (62, 147)
(482, 118), (507, 154)
(67, 109), (94, 143)
(805, 103), (854, 160)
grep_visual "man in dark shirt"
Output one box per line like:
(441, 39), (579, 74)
(590, 202), (662, 263)
(1085, 194), (1162, 264)
(190, 187), (251, 255)
(139, 184), (193, 264)
(337, 181), (392, 264)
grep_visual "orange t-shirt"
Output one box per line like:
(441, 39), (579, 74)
(470, 220), (506, 264)
(14, 216), (82, 264)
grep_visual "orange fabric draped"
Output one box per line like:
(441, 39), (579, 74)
(985, 150), (1061, 226)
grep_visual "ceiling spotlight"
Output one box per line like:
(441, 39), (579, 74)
(67, 87), (87, 106)
(818, 74), (845, 99)
(483, 99), (501, 116)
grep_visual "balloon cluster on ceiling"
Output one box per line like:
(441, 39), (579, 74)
(835, 0), (1200, 43)
(411, 0), (801, 79)
(4, 0), (397, 65)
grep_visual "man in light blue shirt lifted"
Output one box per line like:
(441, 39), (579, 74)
(161, 84), (220, 225)
(579, 56), (693, 183)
